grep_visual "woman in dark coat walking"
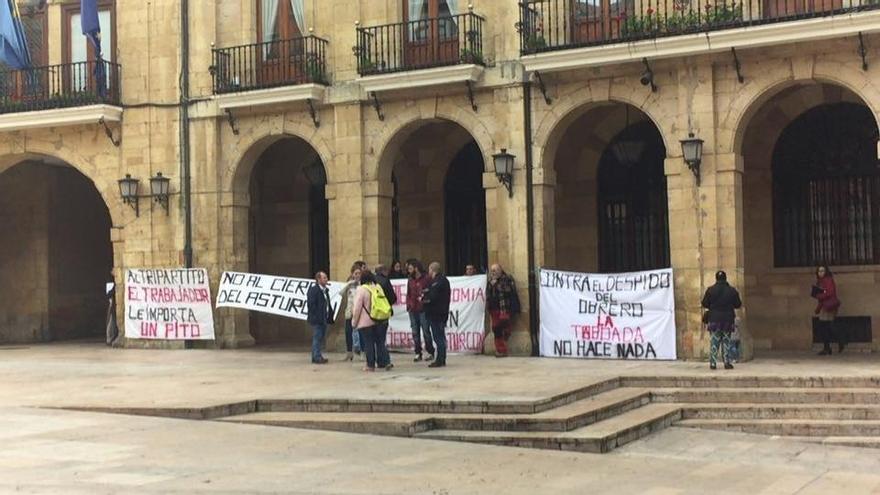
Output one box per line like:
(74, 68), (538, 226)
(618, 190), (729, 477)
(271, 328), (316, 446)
(701, 270), (742, 370)
(812, 265), (842, 355)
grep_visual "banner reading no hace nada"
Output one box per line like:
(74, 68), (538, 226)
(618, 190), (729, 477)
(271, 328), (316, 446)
(539, 268), (676, 360)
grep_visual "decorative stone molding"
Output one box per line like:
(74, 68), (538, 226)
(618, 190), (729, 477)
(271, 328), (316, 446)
(0, 104), (122, 132)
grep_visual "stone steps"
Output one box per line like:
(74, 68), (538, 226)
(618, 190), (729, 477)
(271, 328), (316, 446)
(779, 436), (880, 449)
(681, 404), (880, 420)
(622, 376), (880, 389)
(415, 404), (682, 454)
(677, 418), (880, 437)
(652, 388), (880, 404)
(217, 388), (651, 435)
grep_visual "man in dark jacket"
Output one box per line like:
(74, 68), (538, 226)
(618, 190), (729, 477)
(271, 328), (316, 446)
(306, 271), (334, 364)
(487, 263), (519, 358)
(701, 270), (742, 370)
(422, 262), (451, 368)
(374, 264), (397, 370)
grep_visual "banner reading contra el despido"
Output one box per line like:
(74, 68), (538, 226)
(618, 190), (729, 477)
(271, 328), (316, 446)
(124, 268), (215, 340)
(539, 268), (676, 360)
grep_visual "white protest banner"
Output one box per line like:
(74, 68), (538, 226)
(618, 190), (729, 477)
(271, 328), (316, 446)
(125, 268), (215, 340)
(215, 271), (345, 321)
(539, 268), (676, 360)
(385, 275), (487, 354)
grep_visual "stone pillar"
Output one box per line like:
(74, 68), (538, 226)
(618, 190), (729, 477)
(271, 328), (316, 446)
(215, 190), (256, 348)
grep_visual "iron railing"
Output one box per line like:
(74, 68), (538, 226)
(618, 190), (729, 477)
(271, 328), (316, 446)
(518, 0), (880, 54)
(211, 35), (329, 94)
(355, 12), (485, 76)
(0, 60), (121, 114)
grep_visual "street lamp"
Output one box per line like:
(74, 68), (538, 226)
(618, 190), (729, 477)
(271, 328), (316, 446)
(118, 174), (141, 216)
(150, 172), (171, 214)
(680, 132), (704, 185)
(492, 148), (515, 198)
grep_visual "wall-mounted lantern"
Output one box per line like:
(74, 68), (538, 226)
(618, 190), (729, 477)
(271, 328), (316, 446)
(492, 148), (515, 198)
(680, 133), (704, 185)
(118, 172), (172, 217)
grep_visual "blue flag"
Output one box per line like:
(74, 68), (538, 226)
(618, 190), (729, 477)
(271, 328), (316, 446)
(0, 0), (31, 69)
(80, 0), (101, 55)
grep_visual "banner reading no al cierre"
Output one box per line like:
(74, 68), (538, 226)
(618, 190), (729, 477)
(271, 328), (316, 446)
(124, 268), (215, 340)
(539, 268), (676, 360)
(215, 271), (345, 321)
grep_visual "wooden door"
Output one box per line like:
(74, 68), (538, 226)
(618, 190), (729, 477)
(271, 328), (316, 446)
(572, 0), (621, 43)
(404, 0), (459, 69)
(258, 0), (306, 86)
(763, 0), (842, 19)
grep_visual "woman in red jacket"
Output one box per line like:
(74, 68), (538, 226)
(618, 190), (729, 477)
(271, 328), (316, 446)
(813, 265), (842, 355)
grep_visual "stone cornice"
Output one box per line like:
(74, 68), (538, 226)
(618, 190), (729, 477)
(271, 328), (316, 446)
(0, 104), (123, 132)
(214, 84), (327, 111)
(356, 64), (485, 94)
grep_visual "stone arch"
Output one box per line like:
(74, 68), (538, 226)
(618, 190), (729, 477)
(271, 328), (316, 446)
(533, 89), (674, 175)
(725, 60), (880, 156)
(0, 148), (122, 227)
(224, 129), (335, 197)
(372, 108), (495, 184)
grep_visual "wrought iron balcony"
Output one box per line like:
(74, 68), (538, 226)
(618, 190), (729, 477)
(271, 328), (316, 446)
(211, 35), (329, 94)
(0, 60), (121, 114)
(354, 11), (485, 76)
(518, 0), (880, 54)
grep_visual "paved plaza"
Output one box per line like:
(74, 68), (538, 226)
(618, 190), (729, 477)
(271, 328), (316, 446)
(1, 343), (880, 494)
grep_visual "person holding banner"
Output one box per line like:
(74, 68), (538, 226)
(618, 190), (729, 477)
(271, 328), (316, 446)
(487, 264), (520, 358)
(701, 270), (742, 370)
(407, 259), (434, 362)
(422, 262), (451, 368)
(306, 271), (334, 365)
(390, 261), (406, 279)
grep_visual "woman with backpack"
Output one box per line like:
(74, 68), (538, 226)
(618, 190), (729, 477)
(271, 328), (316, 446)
(351, 270), (392, 372)
(813, 265), (843, 355)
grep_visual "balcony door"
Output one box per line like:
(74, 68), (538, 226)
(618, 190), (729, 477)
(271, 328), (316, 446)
(258, 0), (305, 86)
(64, 1), (115, 96)
(405, 0), (459, 69)
(572, 0), (623, 44)
(762, 0), (842, 19)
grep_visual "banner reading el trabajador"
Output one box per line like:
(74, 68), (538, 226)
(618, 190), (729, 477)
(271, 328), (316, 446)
(539, 268), (676, 360)
(386, 275), (487, 354)
(125, 268), (215, 340)
(215, 271), (345, 321)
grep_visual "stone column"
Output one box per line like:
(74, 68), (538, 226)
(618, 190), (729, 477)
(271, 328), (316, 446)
(215, 190), (256, 348)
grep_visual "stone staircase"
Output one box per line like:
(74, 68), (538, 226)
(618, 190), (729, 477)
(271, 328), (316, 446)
(67, 375), (880, 453)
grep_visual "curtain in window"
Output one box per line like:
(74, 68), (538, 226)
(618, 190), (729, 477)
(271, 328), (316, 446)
(445, 0), (459, 15)
(262, 0), (279, 40)
(408, 0), (428, 40)
(289, 0), (304, 33)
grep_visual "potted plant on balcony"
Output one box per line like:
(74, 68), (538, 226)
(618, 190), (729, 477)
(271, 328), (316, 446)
(621, 8), (663, 37)
(704, 2), (743, 26)
(460, 48), (485, 65)
(304, 53), (326, 83)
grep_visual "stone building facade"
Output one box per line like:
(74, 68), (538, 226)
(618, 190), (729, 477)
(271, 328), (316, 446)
(1, 0), (879, 357)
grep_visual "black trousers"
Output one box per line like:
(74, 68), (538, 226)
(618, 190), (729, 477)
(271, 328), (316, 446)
(818, 320), (846, 350)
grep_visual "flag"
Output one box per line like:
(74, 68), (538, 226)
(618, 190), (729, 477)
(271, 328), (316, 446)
(80, 0), (106, 98)
(80, 0), (101, 55)
(0, 0), (31, 69)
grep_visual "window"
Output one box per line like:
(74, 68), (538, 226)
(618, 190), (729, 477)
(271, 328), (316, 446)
(63, 1), (115, 93)
(259, 0), (305, 58)
(406, 0), (459, 41)
(772, 103), (880, 266)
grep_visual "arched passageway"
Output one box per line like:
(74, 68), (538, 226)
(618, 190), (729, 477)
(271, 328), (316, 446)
(384, 120), (487, 276)
(0, 159), (113, 343)
(551, 103), (669, 273)
(740, 82), (880, 350)
(247, 137), (329, 345)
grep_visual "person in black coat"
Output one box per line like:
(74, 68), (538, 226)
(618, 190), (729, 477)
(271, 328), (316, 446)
(701, 270), (742, 370)
(306, 271), (334, 364)
(422, 261), (451, 368)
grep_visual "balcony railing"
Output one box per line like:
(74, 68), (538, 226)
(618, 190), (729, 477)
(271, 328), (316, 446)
(518, 0), (880, 54)
(355, 12), (485, 76)
(211, 35), (329, 94)
(0, 60), (121, 114)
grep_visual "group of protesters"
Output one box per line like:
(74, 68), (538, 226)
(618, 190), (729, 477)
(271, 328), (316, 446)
(306, 259), (519, 372)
